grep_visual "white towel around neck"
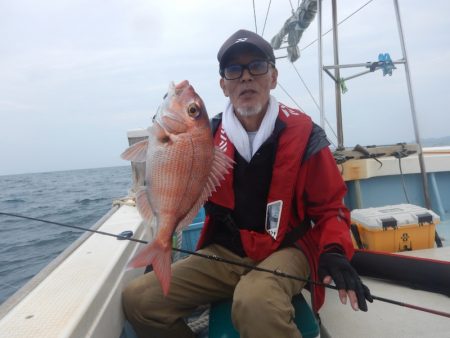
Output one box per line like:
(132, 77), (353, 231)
(222, 95), (279, 162)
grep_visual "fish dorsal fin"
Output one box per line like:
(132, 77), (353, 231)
(121, 139), (149, 163)
(176, 146), (234, 231)
(135, 187), (153, 225)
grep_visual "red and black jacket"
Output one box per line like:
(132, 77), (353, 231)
(196, 103), (354, 311)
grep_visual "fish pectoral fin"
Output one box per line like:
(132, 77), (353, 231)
(135, 187), (153, 224)
(208, 146), (235, 193)
(121, 139), (149, 162)
(127, 240), (172, 296)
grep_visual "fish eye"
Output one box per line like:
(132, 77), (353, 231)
(187, 103), (201, 118)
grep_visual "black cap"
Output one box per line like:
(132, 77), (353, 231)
(217, 29), (275, 69)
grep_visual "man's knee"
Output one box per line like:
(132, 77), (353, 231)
(232, 279), (278, 321)
(231, 279), (300, 338)
(122, 276), (197, 338)
(122, 274), (161, 321)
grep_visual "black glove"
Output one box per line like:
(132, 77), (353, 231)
(318, 252), (373, 311)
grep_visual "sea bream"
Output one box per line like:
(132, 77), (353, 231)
(121, 80), (233, 295)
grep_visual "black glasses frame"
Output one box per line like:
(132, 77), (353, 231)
(220, 60), (274, 80)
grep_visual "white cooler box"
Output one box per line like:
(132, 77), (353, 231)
(350, 204), (440, 252)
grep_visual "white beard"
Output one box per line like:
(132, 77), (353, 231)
(236, 103), (263, 117)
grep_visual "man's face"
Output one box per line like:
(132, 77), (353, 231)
(220, 47), (278, 117)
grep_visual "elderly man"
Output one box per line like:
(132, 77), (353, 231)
(122, 29), (372, 338)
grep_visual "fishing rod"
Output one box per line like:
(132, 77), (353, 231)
(1, 211), (449, 319)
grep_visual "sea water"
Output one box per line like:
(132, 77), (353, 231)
(0, 166), (132, 304)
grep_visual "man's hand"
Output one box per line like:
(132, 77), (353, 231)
(318, 252), (373, 311)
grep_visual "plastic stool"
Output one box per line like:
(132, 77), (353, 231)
(208, 294), (319, 338)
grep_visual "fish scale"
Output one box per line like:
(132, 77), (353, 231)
(148, 138), (196, 216)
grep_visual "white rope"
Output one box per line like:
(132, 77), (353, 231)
(173, 228), (184, 261)
(186, 305), (210, 334)
(112, 196), (136, 207)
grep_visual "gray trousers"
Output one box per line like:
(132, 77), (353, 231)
(122, 244), (310, 338)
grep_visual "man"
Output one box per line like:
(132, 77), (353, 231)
(122, 29), (372, 338)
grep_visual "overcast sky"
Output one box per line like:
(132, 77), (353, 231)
(1, 0), (449, 175)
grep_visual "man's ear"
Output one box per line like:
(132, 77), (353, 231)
(270, 67), (278, 90)
(220, 78), (229, 97)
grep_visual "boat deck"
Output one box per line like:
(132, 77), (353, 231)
(320, 218), (450, 337)
(320, 246), (450, 338)
(320, 210), (450, 338)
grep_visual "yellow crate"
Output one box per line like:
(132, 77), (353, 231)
(350, 204), (439, 252)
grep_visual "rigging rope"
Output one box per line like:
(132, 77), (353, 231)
(1, 211), (449, 318)
(276, 0), (375, 143)
(252, 0), (258, 33)
(300, 0), (376, 53)
(277, 82), (305, 112)
(391, 145), (415, 204)
(397, 156), (411, 204)
(289, 62), (338, 144)
(261, 0), (273, 37)
(272, 0), (318, 62)
(256, 0), (376, 145)
(269, 1), (377, 144)
(288, 0), (295, 13)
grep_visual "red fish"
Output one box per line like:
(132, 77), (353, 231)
(121, 80), (233, 295)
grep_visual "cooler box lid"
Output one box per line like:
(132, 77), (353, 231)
(351, 204), (440, 229)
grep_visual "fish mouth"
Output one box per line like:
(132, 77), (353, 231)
(153, 82), (185, 133)
(175, 80), (190, 92)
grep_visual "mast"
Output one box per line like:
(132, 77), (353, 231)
(319, 0), (432, 212)
(317, 0), (325, 130)
(331, 0), (344, 150)
(392, 0), (432, 210)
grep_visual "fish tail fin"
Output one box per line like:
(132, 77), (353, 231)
(127, 240), (172, 296)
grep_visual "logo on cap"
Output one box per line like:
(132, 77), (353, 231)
(234, 38), (248, 44)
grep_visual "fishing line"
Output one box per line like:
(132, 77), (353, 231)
(1, 211), (449, 318)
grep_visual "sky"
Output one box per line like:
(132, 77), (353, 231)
(0, 0), (449, 175)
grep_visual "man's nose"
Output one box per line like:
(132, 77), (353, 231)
(240, 67), (253, 81)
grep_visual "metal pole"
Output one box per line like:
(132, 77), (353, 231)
(392, 0), (432, 210)
(331, 0), (344, 150)
(323, 60), (406, 70)
(318, 0), (325, 129)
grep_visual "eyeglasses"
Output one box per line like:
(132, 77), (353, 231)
(220, 60), (274, 80)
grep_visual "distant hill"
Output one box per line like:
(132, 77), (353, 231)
(420, 136), (450, 147)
